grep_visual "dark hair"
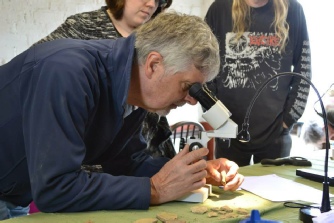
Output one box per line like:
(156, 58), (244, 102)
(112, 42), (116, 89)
(105, 0), (173, 20)
(105, 0), (125, 20)
(302, 121), (324, 145)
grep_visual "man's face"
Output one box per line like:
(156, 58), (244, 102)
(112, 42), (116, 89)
(145, 64), (205, 116)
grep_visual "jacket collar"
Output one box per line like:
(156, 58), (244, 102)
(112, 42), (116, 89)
(106, 34), (136, 115)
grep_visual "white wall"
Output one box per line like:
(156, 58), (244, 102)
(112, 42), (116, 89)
(0, 0), (105, 65)
(0, 0), (212, 65)
(296, 0), (334, 122)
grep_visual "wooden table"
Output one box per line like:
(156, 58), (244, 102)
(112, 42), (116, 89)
(4, 152), (334, 223)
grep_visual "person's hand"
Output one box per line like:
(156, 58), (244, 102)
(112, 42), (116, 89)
(150, 144), (208, 205)
(205, 158), (244, 191)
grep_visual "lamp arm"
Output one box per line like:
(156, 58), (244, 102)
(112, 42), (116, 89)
(243, 71), (331, 213)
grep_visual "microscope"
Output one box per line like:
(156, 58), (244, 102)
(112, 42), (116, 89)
(185, 83), (238, 152)
(175, 83), (238, 203)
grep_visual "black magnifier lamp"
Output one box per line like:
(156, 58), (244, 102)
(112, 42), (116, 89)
(236, 72), (332, 222)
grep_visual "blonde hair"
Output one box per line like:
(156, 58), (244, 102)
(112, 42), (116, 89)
(134, 12), (220, 82)
(232, 0), (289, 51)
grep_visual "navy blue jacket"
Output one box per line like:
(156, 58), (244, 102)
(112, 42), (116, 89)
(0, 35), (169, 212)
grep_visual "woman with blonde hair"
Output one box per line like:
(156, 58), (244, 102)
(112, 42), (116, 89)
(205, 0), (312, 166)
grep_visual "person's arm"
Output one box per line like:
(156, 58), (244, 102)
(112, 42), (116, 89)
(102, 125), (213, 205)
(204, 0), (221, 40)
(204, 1), (218, 94)
(150, 145), (209, 204)
(283, 2), (312, 128)
(101, 120), (170, 178)
(204, 0), (231, 95)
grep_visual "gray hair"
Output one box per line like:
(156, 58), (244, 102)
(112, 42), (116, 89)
(301, 120), (324, 146)
(134, 12), (220, 82)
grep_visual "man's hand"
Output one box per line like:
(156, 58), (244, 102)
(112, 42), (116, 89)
(205, 158), (244, 191)
(150, 144), (208, 205)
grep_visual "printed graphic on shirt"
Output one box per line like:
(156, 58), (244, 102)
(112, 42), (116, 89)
(223, 32), (281, 90)
(222, 32), (311, 122)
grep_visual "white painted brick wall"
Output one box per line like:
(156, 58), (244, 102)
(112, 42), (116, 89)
(0, 0), (213, 65)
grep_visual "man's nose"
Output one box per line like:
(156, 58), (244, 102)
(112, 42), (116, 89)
(184, 94), (198, 105)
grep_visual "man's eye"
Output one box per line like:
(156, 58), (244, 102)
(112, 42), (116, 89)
(184, 84), (192, 91)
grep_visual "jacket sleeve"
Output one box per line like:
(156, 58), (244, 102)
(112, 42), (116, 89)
(101, 114), (170, 178)
(23, 51), (152, 212)
(114, 132), (170, 178)
(283, 2), (312, 128)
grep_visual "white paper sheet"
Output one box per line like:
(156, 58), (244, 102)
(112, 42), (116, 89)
(312, 209), (334, 223)
(241, 174), (333, 203)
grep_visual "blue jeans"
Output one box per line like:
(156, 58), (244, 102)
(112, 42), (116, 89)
(0, 200), (29, 220)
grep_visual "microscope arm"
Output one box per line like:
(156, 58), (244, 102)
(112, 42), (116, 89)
(187, 100), (238, 151)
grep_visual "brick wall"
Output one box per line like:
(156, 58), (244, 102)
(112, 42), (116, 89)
(0, 0), (213, 65)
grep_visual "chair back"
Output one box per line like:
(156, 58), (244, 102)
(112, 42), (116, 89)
(170, 121), (205, 153)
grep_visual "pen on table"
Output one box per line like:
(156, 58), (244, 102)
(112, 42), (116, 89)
(221, 170), (226, 186)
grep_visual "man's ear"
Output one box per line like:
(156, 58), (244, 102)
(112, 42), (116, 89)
(144, 51), (163, 79)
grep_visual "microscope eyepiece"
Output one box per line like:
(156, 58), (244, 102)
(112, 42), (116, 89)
(189, 83), (217, 111)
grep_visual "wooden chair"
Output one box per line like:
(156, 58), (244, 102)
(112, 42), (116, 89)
(170, 121), (214, 160)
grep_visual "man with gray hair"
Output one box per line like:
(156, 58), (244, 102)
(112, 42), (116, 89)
(0, 12), (243, 214)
